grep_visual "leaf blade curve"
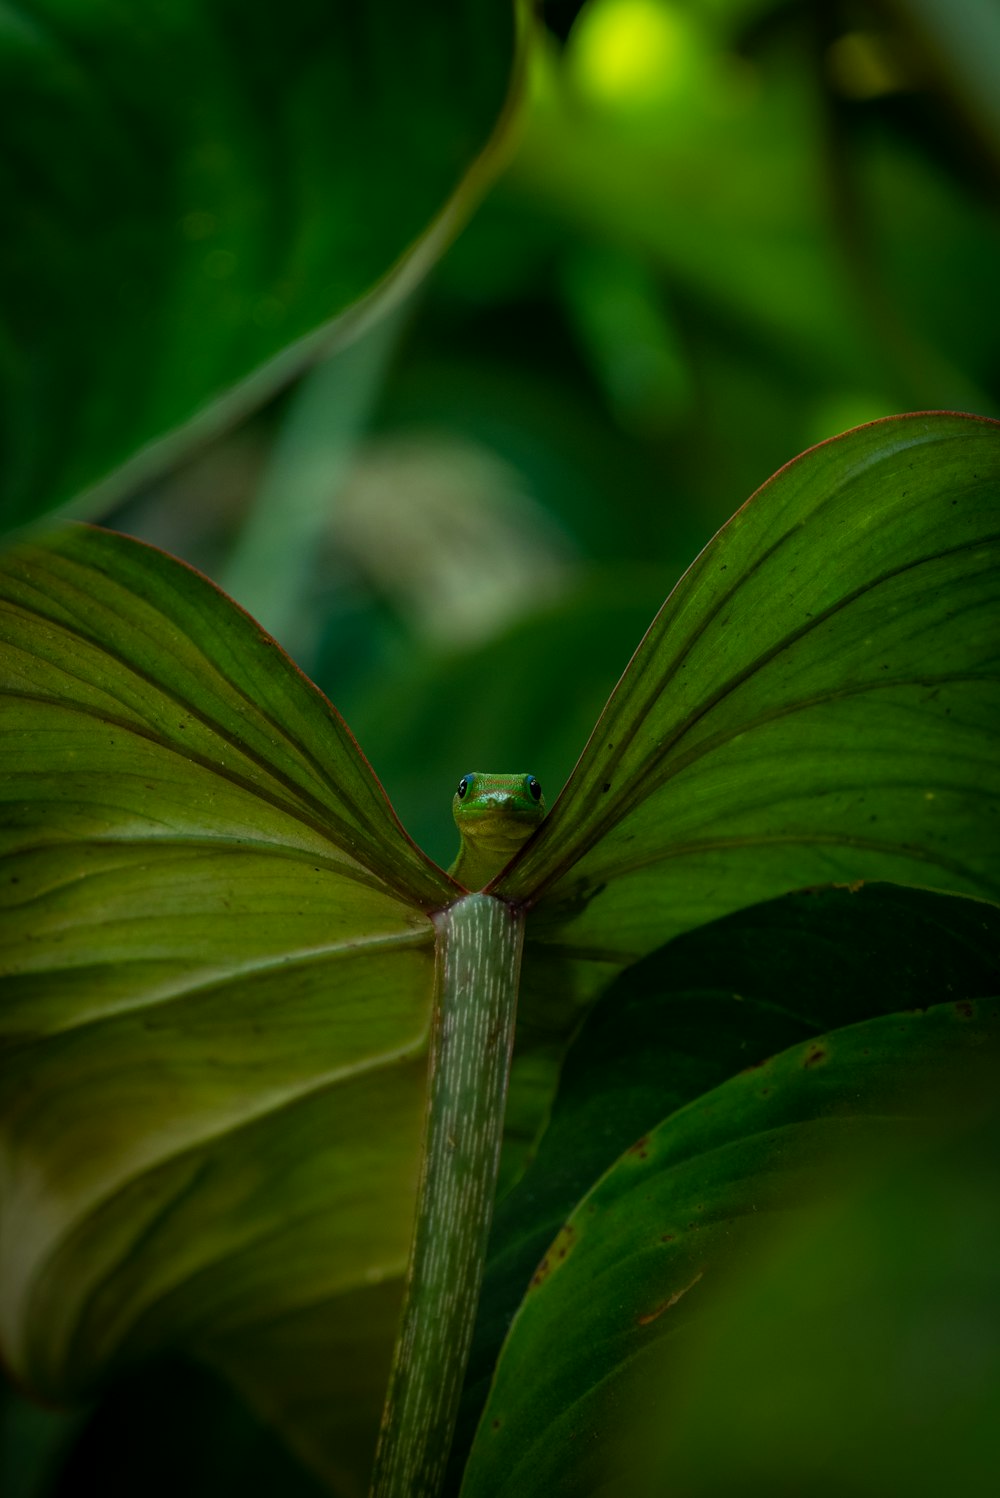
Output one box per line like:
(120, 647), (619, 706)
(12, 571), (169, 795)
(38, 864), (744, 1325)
(501, 412), (1000, 999)
(449, 884), (1000, 1486)
(462, 992), (1000, 1498)
(0, 525), (454, 1490)
(1, 525), (453, 905)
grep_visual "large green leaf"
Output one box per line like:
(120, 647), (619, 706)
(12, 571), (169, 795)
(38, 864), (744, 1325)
(0, 0), (519, 533)
(449, 884), (1000, 1485)
(0, 525), (455, 1492)
(502, 412), (1000, 1021)
(460, 992), (1000, 1497)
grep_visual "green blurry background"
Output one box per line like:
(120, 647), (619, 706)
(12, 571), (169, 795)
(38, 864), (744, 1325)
(3, 0), (1000, 1492)
(97, 0), (1000, 870)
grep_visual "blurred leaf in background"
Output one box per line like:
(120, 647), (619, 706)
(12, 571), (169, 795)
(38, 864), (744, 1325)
(0, 0), (519, 531)
(612, 1100), (1000, 1498)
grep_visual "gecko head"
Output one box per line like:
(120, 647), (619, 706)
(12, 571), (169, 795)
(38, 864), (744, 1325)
(453, 772), (546, 856)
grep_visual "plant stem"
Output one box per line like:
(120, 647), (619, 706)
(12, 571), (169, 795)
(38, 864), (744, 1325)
(370, 893), (525, 1498)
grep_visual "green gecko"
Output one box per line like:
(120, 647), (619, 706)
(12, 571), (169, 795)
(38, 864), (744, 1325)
(448, 772), (546, 890)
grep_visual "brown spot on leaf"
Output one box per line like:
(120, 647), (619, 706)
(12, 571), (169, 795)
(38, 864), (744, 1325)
(553, 1223), (576, 1262)
(628, 1136), (650, 1160)
(636, 1271), (704, 1326)
(532, 1223), (577, 1285)
(955, 1000), (975, 1020)
(804, 1046), (828, 1068)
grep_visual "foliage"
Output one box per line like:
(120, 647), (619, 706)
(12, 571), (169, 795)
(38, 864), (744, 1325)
(0, 0), (516, 532)
(2, 2), (1000, 1496)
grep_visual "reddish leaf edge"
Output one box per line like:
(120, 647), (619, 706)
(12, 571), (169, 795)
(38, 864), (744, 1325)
(21, 521), (465, 911)
(487, 409), (1000, 904)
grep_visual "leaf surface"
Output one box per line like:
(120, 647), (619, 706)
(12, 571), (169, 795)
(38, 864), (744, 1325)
(461, 990), (1000, 1497)
(0, 0), (519, 531)
(501, 412), (1000, 1025)
(450, 884), (1000, 1487)
(0, 526), (455, 1490)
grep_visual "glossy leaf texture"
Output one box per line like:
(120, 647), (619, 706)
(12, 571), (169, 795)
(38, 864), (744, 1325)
(449, 883), (1000, 1489)
(501, 412), (1000, 1033)
(460, 981), (1000, 1497)
(0, 526), (456, 1492)
(0, 0), (519, 533)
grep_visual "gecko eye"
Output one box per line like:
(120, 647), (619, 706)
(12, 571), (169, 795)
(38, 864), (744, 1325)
(527, 777), (542, 802)
(456, 776), (471, 799)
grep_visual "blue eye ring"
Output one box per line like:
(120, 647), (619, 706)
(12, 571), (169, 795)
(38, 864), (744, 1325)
(527, 776), (542, 802)
(456, 776), (471, 799)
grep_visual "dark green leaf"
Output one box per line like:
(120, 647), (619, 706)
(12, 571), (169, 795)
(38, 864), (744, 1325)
(461, 992), (1000, 1497)
(0, 0), (518, 532)
(450, 883), (1000, 1487)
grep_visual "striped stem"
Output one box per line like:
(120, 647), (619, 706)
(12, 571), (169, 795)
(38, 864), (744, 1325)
(370, 892), (525, 1498)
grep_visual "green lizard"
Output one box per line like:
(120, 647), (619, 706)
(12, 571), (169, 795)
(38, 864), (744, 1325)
(449, 771), (546, 890)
